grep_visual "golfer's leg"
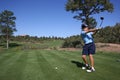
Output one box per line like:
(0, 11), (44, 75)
(89, 43), (95, 68)
(82, 55), (88, 64)
(89, 54), (94, 68)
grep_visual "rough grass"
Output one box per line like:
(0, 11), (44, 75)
(9, 40), (64, 50)
(0, 49), (119, 80)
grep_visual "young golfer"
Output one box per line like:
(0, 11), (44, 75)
(81, 24), (100, 72)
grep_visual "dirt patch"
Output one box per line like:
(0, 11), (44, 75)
(96, 43), (120, 53)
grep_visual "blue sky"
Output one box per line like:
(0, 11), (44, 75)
(0, 0), (119, 37)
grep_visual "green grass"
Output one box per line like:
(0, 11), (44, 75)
(0, 49), (120, 80)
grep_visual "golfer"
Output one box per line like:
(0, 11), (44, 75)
(81, 24), (100, 72)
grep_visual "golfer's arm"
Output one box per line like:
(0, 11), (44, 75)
(93, 30), (98, 35)
(86, 28), (98, 33)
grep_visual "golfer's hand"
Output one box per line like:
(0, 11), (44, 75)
(96, 28), (102, 30)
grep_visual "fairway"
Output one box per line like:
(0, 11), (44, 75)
(0, 49), (120, 80)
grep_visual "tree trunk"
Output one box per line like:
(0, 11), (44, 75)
(7, 39), (9, 49)
(6, 26), (9, 49)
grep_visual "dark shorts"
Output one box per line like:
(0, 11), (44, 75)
(82, 43), (96, 55)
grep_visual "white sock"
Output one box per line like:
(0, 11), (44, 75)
(86, 64), (88, 67)
(92, 67), (95, 70)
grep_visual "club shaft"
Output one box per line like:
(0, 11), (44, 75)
(100, 20), (103, 27)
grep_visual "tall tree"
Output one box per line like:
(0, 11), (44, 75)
(65, 0), (114, 28)
(0, 10), (16, 49)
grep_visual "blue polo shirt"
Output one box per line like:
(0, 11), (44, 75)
(81, 31), (94, 44)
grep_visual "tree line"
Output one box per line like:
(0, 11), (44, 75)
(1, 22), (119, 49)
(11, 35), (64, 42)
(62, 23), (120, 48)
(94, 23), (120, 44)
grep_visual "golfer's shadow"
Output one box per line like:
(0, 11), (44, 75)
(71, 60), (84, 68)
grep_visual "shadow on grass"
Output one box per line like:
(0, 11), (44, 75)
(0, 44), (4, 47)
(71, 60), (84, 68)
(0, 43), (22, 48)
(9, 43), (22, 48)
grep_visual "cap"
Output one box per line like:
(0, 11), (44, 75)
(81, 24), (88, 29)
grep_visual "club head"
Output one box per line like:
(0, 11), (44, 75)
(100, 17), (104, 20)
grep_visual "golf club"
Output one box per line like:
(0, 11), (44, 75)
(99, 17), (104, 28)
(97, 17), (104, 33)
